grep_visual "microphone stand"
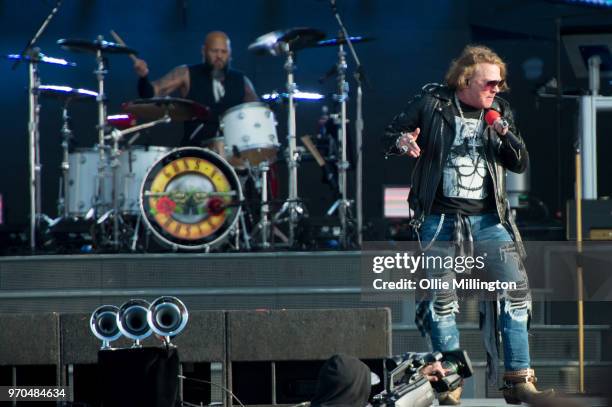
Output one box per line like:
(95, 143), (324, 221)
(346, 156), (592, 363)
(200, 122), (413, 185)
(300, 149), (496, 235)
(12, 0), (63, 252)
(328, 0), (368, 248)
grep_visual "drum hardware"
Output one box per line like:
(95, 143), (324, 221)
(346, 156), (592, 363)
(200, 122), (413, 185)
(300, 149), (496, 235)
(326, 0), (372, 247)
(117, 299), (152, 348)
(301, 134), (339, 192)
(59, 106), (73, 218)
(58, 37), (139, 245)
(130, 212), (142, 252)
(250, 28), (325, 247)
(327, 37), (355, 249)
(248, 161), (272, 249)
(100, 116), (171, 249)
(10, 0), (66, 251)
(36, 85), (99, 219)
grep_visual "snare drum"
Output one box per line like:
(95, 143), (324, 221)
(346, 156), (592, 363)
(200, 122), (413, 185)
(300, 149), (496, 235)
(118, 146), (170, 215)
(67, 148), (111, 216)
(139, 147), (242, 251)
(220, 102), (278, 168)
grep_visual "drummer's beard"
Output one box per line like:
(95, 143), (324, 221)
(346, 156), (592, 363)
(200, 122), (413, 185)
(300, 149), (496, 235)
(206, 59), (229, 76)
(211, 66), (225, 82)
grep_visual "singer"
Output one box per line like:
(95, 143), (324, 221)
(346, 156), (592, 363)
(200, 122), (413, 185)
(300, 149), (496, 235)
(384, 45), (553, 405)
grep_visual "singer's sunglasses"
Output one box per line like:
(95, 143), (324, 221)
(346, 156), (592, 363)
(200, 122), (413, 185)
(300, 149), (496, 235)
(483, 79), (505, 89)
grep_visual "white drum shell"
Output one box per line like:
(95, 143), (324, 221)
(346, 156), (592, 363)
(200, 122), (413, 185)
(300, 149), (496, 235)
(67, 148), (111, 216)
(118, 146), (170, 214)
(220, 102), (278, 166)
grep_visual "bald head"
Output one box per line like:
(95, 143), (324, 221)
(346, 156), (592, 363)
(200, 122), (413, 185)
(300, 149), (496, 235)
(202, 31), (231, 70)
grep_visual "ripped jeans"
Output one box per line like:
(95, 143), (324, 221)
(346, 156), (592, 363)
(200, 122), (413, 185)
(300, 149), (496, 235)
(419, 213), (531, 372)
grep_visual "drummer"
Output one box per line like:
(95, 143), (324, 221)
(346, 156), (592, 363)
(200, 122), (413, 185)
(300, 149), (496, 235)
(133, 31), (258, 154)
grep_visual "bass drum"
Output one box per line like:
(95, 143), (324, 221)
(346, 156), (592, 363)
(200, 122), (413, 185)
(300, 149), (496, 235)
(139, 147), (242, 251)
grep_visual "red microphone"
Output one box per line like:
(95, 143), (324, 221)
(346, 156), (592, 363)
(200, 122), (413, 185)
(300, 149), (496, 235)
(484, 109), (505, 127)
(484, 109), (522, 146)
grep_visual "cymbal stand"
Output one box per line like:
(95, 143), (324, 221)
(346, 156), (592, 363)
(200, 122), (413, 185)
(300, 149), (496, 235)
(327, 41), (353, 249)
(94, 36), (110, 218)
(27, 50), (43, 250)
(329, 0), (367, 247)
(251, 160), (272, 249)
(13, 0), (63, 251)
(273, 46), (307, 247)
(58, 103), (73, 218)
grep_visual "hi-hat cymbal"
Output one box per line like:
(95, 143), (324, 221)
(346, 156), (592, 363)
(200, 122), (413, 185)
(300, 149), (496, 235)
(122, 97), (209, 122)
(3, 53), (76, 67)
(37, 85), (98, 101)
(57, 38), (137, 55)
(248, 27), (325, 56)
(315, 35), (374, 47)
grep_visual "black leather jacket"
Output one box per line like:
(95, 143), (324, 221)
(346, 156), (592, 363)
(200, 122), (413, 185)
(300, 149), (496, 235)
(384, 84), (528, 256)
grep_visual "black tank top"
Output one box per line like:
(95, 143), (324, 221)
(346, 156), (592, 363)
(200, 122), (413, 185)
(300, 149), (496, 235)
(182, 63), (246, 146)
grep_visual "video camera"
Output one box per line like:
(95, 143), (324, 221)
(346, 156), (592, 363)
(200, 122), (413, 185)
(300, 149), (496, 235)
(371, 350), (473, 407)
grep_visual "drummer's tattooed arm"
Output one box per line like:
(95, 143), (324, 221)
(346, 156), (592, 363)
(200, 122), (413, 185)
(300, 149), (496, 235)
(152, 65), (190, 97)
(244, 76), (259, 102)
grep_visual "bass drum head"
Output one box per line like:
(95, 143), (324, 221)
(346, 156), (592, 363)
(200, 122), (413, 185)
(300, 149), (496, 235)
(139, 147), (242, 251)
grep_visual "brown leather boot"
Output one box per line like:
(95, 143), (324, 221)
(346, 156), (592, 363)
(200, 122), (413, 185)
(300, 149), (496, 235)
(438, 385), (463, 405)
(501, 369), (554, 404)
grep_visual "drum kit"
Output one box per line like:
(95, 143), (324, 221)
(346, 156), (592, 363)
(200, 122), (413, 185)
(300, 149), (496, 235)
(7, 26), (372, 253)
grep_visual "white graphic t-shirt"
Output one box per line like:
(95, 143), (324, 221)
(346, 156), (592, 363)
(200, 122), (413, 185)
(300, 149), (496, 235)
(431, 101), (495, 215)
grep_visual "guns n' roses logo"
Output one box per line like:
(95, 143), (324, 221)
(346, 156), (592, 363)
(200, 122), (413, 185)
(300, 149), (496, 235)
(141, 148), (241, 249)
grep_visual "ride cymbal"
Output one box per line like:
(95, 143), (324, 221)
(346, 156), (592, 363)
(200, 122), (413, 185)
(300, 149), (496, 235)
(122, 97), (209, 122)
(57, 38), (137, 55)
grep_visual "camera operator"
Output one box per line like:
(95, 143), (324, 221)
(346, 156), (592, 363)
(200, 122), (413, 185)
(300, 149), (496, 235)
(310, 354), (454, 407)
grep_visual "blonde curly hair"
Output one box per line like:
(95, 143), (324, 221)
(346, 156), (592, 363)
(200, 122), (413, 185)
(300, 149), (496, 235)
(445, 45), (509, 92)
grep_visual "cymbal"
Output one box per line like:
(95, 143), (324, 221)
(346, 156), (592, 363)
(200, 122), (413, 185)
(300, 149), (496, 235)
(122, 97), (209, 122)
(262, 90), (325, 102)
(249, 27), (325, 56)
(57, 38), (137, 55)
(3, 53), (76, 67)
(37, 85), (98, 101)
(315, 35), (374, 47)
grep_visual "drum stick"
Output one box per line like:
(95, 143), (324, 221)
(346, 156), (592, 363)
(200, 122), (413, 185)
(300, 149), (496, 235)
(110, 29), (138, 62)
(300, 135), (326, 167)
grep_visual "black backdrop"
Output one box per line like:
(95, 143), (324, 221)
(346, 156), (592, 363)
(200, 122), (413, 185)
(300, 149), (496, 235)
(2, 0), (612, 231)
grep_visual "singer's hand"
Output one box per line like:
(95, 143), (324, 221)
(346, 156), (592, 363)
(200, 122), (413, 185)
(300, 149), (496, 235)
(493, 118), (509, 136)
(396, 128), (421, 158)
